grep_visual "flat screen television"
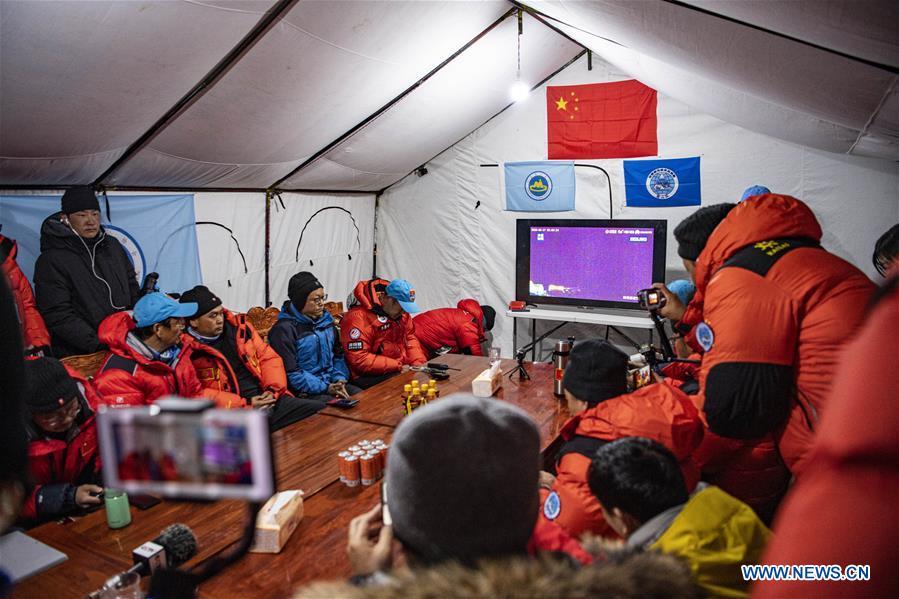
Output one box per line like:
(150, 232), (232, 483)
(516, 219), (667, 310)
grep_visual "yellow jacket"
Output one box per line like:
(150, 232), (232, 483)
(650, 486), (771, 598)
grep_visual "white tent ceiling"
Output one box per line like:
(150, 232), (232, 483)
(1, 0), (896, 193)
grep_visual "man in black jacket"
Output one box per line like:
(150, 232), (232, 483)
(34, 187), (140, 357)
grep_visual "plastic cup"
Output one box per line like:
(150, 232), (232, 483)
(105, 489), (132, 529)
(488, 347), (501, 364)
(100, 571), (141, 599)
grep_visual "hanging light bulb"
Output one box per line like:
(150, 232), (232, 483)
(508, 9), (529, 103)
(510, 80), (530, 102)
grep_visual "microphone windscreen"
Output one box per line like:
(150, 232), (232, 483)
(154, 524), (198, 567)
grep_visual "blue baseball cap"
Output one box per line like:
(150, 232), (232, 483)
(667, 279), (696, 306)
(740, 185), (771, 202)
(134, 292), (198, 327)
(385, 279), (420, 314)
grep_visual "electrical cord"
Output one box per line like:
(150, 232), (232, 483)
(65, 218), (126, 310)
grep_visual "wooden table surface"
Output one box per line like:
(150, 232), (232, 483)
(16, 354), (567, 599)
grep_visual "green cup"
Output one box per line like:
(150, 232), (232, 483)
(104, 489), (132, 529)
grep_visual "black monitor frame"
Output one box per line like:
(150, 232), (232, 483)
(515, 218), (667, 311)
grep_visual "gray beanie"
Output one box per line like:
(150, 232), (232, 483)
(386, 395), (540, 566)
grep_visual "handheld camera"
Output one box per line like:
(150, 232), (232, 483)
(636, 288), (667, 312)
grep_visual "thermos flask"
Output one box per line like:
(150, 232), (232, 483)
(552, 337), (574, 396)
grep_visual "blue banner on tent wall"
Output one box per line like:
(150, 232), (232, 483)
(504, 161), (576, 212)
(0, 194), (202, 294)
(624, 157), (701, 207)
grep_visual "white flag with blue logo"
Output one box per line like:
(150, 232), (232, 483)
(504, 161), (575, 212)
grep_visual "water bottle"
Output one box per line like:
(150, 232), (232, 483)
(552, 337), (574, 397)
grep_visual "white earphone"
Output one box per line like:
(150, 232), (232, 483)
(63, 215), (125, 310)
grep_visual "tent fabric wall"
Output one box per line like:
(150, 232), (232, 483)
(193, 191), (374, 313)
(0, 0), (276, 186)
(377, 54), (899, 357)
(522, 0), (899, 160)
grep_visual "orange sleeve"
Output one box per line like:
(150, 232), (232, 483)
(341, 310), (403, 376)
(404, 316), (427, 365)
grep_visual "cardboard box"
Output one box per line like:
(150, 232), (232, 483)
(250, 490), (304, 553)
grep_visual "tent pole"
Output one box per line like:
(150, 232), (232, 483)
(265, 190), (272, 307)
(372, 192), (381, 278)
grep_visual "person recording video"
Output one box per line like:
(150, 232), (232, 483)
(34, 186), (141, 357)
(20, 357), (103, 524)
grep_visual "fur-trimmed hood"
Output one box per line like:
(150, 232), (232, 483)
(294, 551), (702, 599)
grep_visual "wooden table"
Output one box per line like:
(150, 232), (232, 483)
(16, 417), (393, 598)
(17, 354), (566, 599)
(321, 354), (570, 451)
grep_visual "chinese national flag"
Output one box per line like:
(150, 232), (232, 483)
(547, 80), (658, 159)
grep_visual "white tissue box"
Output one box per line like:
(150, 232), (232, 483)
(250, 490), (304, 553)
(472, 364), (503, 397)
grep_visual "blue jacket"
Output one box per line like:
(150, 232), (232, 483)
(268, 301), (350, 395)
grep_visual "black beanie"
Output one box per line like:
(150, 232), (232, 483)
(288, 272), (323, 309)
(481, 305), (496, 332)
(24, 357), (80, 413)
(563, 339), (628, 404)
(180, 285), (222, 319)
(673, 203), (736, 261)
(61, 186), (100, 215)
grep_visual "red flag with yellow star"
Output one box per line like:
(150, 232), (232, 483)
(547, 80), (657, 159)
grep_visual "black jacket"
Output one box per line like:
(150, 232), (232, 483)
(34, 213), (140, 357)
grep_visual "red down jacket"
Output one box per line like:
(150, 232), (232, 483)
(413, 299), (486, 357)
(93, 311), (204, 406)
(754, 277), (899, 599)
(340, 279), (427, 379)
(537, 382), (704, 538)
(22, 365), (102, 520)
(662, 352), (791, 523)
(691, 194), (874, 474)
(0, 234), (51, 351)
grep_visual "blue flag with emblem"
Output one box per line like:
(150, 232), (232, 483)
(623, 156), (701, 207)
(0, 193), (202, 294)
(504, 161), (576, 212)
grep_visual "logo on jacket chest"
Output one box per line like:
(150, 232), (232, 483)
(349, 327), (362, 340)
(543, 491), (561, 520)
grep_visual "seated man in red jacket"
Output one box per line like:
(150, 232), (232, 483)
(413, 299), (495, 358)
(536, 339), (704, 539)
(340, 278), (427, 389)
(94, 293), (204, 407)
(21, 357), (103, 524)
(179, 285), (324, 431)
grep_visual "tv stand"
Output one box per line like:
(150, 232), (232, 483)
(506, 308), (654, 361)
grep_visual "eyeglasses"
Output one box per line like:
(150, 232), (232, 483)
(309, 294), (329, 306)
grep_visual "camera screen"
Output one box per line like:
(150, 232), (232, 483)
(98, 405), (274, 501)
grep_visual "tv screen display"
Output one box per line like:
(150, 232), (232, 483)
(516, 219), (667, 310)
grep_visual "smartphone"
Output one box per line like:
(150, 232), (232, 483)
(96, 401), (274, 502)
(381, 481), (392, 527)
(326, 398), (358, 409)
(130, 494), (162, 510)
(629, 365), (652, 389)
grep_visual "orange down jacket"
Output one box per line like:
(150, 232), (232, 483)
(412, 299), (486, 357)
(93, 311), (204, 407)
(182, 308), (288, 409)
(538, 382), (704, 538)
(340, 278), (427, 378)
(0, 235), (51, 350)
(754, 277), (899, 599)
(691, 194), (874, 474)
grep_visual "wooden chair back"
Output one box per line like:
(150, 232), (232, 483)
(60, 350), (109, 380)
(245, 306), (281, 340)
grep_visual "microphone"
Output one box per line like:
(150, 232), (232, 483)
(140, 271), (159, 297)
(130, 523), (198, 576)
(88, 524), (198, 599)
